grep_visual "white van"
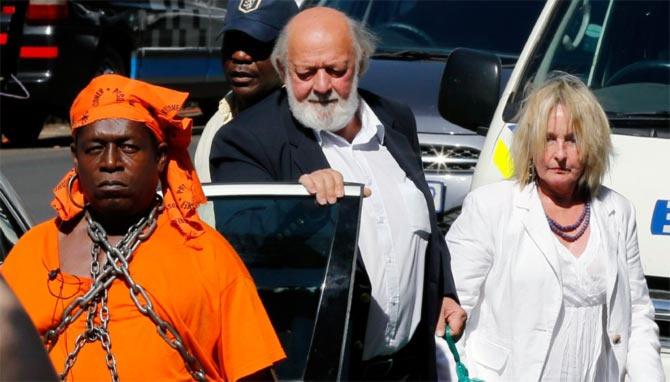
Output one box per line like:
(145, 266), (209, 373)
(438, 0), (669, 375)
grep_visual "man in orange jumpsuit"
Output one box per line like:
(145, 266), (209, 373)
(1, 74), (284, 381)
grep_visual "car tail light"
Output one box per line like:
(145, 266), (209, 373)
(0, 33), (7, 46)
(19, 46), (59, 58)
(26, 0), (68, 23)
(2, 5), (16, 15)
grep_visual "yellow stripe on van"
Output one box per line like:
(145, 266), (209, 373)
(493, 138), (514, 179)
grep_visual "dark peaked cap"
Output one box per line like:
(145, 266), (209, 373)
(222, 0), (298, 42)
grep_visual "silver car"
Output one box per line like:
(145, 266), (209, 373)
(323, 0), (545, 229)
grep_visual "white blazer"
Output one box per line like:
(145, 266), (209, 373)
(446, 181), (664, 381)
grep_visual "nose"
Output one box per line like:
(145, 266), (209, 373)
(231, 49), (253, 64)
(313, 69), (332, 95)
(101, 145), (122, 172)
(554, 140), (567, 161)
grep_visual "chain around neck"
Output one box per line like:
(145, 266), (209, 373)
(52, 196), (163, 382)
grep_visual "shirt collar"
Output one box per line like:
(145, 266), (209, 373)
(221, 91), (238, 118)
(314, 97), (385, 147)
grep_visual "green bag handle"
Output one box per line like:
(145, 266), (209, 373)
(443, 327), (484, 382)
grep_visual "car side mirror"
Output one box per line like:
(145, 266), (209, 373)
(438, 48), (501, 135)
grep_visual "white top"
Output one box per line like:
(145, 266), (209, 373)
(316, 99), (431, 360)
(194, 92), (234, 183)
(543, 212), (614, 381)
(446, 181), (664, 381)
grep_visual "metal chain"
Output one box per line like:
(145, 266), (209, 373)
(43, 211), (158, 350)
(98, 289), (118, 379)
(58, 232), (122, 381)
(44, 197), (207, 381)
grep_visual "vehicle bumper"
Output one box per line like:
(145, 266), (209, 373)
(418, 133), (485, 215)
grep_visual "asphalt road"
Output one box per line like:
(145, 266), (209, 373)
(0, 124), (202, 223)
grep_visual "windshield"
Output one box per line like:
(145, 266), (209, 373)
(505, 0), (670, 130)
(323, 0), (544, 60)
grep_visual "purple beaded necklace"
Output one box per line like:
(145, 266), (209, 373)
(546, 202), (591, 242)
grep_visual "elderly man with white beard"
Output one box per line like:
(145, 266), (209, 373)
(210, 7), (466, 380)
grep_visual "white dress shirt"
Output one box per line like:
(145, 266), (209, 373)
(194, 92), (234, 183)
(316, 99), (431, 360)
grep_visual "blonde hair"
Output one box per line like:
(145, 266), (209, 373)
(511, 72), (612, 194)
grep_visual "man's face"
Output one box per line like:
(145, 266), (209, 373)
(284, 24), (360, 132)
(222, 31), (280, 105)
(73, 119), (167, 218)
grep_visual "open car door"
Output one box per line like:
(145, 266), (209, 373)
(201, 183), (364, 380)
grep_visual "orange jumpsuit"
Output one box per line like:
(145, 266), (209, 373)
(1, 212), (285, 381)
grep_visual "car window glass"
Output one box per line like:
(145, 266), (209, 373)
(206, 192), (361, 379)
(326, 0), (544, 60)
(505, 0), (669, 131)
(0, 198), (21, 262)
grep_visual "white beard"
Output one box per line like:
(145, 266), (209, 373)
(286, 72), (360, 133)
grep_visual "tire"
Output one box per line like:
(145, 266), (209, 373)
(1, 108), (47, 146)
(193, 99), (220, 126)
(93, 46), (127, 77)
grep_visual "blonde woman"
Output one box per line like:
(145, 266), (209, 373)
(446, 73), (664, 381)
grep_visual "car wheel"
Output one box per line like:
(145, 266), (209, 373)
(1, 109), (47, 146)
(194, 99), (220, 125)
(93, 46), (127, 76)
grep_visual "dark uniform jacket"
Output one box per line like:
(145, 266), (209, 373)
(210, 88), (457, 380)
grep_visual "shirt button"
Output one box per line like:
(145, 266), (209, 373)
(376, 216), (385, 224)
(611, 334), (621, 344)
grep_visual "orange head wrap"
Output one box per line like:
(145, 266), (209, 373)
(51, 73), (206, 240)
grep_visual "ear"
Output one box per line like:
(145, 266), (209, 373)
(156, 142), (168, 174)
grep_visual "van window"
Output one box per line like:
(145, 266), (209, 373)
(324, 0), (544, 61)
(504, 0), (669, 135)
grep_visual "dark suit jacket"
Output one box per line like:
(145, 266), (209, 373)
(211, 88), (457, 380)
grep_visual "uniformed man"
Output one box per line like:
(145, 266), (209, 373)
(194, 0), (298, 182)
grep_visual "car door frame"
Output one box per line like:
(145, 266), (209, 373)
(202, 183), (364, 380)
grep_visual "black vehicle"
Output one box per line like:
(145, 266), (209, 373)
(0, 0), (229, 144)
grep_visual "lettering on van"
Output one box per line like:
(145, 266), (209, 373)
(650, 200), (670, 236)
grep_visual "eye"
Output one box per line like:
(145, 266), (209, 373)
(84, 144), (103, 154)
(295, 68), (315, 81)
(120, 143), (139, 153)
(326, 67), (347, 78)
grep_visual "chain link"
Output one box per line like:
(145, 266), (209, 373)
(44, 197), (207, 381)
